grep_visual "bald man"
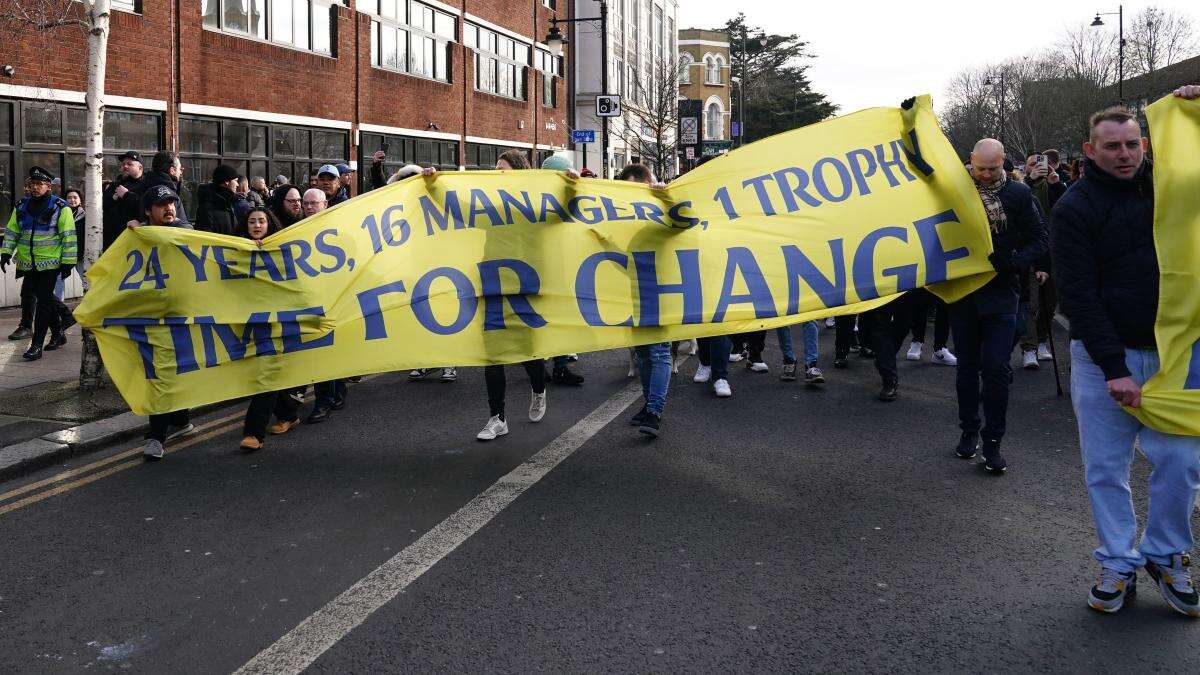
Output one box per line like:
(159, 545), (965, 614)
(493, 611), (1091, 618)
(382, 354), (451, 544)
(949, 138), (1048, 473)
(301, 188), (327, 217)
(301, 186), (347, 422)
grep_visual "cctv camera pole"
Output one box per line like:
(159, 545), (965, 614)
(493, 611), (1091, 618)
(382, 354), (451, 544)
(599, 0), (609, 178)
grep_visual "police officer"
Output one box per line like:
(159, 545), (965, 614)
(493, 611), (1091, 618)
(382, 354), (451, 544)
(1, 166), (78, 361)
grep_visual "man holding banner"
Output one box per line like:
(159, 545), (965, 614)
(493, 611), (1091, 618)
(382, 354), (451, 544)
(1055, 87), (1200, 618)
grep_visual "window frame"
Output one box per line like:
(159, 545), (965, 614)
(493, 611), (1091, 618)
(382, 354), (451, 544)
(470, 23), (530, 101)
(201, 0), (337, 57)
(369, 0), (455, 84)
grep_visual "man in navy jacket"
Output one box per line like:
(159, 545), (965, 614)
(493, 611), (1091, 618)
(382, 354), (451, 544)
(950, 139), (1048, 473)
(1054, 88), (1200, 617)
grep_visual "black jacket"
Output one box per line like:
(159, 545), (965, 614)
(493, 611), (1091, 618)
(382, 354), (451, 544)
(1023, 176), (1066, 273)
(961, 178), (1049, 314)
(195, 183), (249, 236)
(101, 173), (148, 249)
(1051, 159), (1157, 380)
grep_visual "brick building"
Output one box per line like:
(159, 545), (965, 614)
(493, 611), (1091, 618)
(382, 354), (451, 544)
(0, 0), (573, 305)
(676, 27), (730, 171)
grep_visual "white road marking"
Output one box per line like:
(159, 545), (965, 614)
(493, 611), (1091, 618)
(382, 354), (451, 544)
(235, 377), (650, 674)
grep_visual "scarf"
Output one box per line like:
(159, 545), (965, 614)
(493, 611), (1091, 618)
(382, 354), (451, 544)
(975, 172), (1007, 233)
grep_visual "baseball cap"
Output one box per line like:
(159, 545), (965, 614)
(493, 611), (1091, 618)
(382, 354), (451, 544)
(118, 150), (142, 163)
(335, 163), (353, 175)
(141, 184), (179, 211)
(317, 164), (340, 178)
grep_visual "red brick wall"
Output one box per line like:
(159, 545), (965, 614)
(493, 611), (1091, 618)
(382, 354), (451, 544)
(1, 0), (569, 163)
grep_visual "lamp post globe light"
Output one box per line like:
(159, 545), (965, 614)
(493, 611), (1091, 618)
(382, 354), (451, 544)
(1091, 5), (1126, 103)
(545, 2), (611, 177)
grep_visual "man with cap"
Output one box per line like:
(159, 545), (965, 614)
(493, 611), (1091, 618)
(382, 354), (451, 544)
(316, 164), (347, 206)
(140, 151), (191, 228)
(534, 154), (586, 386)
(335, 163), (354, 202)
(102, 150), (149, 249)
(1, 166), (78, 361)
(135, 183), (197, 459)
(196, 163), (251, 235)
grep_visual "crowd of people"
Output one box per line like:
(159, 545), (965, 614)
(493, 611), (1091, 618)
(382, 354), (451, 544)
(2, 86), (1200, 619)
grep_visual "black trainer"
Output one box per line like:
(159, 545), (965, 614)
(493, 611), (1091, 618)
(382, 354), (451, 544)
(306, 406), (331, 423)
(982, 438), (1007, 473)
(552, 367), (585, 386)
(955, 432), (979, 459)
(21, 345), (43, 361)
(859, 347), (876, 359)
(59, 312), (77, 332)
(7, 325), (31, 341)
(637, 412), (661, 438)
(1145, 554), (1200, 618)
(44, 332), (68, 351)
(630, 406), (649, 427)
(833, 352), (849, 369)
(878, 382), (897, 402)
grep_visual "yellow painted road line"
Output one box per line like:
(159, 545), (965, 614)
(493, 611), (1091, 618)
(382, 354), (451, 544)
(0, 409), (246, 505)
(0, 375), (380, 515)
(0, 419), (245, 517)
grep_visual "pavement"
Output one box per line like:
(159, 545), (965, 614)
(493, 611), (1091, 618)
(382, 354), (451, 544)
(0, 326), (1198, 673)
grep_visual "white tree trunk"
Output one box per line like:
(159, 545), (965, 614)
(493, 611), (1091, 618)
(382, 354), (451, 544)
(80, 0), (110, 390)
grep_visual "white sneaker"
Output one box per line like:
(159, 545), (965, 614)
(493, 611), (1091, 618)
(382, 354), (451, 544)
(529, 390), (547, 422)
(693, 364), (712, 383)
(748, 361), (769, 372)
(1022, 350), (1039, 370)
(476, 415), (509, 441)
(441, 367), (458, 381)
(728, 352), (745, 363)
(931, 348), (957, 366)
(165, 423), (196, 442)
(713, 379), (732, 397)
(825, 317), (836, 328)
(906, 341), (923, 361)
(1037, 342), (1053, 361)
(142, 439), (165, 460)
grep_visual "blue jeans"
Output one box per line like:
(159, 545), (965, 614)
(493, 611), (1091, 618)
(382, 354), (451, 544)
(774, 322), (816, 366)
(949, 304), (1017, 440)
(1070, 341), (1200, 572)
(54, 275), (65, 300)
(635, 342), (672, 415)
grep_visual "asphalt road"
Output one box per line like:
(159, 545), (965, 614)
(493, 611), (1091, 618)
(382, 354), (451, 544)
(1, 326), (1197, 673)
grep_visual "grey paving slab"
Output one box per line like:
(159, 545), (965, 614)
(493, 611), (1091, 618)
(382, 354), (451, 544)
(41, 412), (148, 451)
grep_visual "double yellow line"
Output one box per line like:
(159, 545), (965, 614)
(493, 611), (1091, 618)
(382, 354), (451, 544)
(0, 408), (246, 516)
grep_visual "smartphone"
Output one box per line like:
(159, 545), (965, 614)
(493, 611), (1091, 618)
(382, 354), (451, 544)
(1035, 154), (1048, 172)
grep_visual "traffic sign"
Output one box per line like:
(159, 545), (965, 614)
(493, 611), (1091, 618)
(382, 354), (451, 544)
(571, 129), (596, 144)
(732, 121), (742, 138)
(680, 117), (699, 146)
(596, 95), (622, 117)
(685, 146), (695, 160)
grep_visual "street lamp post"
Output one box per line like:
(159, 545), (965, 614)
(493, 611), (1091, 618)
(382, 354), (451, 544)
(984, 70), (1007, 146)
(546, 2), (610, 177)
(1091, 5), (1125, 103)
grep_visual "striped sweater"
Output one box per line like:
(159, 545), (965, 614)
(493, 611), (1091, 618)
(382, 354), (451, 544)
(2, 194), (78, 272)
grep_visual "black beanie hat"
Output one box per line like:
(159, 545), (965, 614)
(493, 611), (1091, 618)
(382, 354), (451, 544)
(212, 164), (239, 184)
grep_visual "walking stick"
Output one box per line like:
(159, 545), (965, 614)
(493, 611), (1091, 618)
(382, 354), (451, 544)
(1040, 281), (1064, 397)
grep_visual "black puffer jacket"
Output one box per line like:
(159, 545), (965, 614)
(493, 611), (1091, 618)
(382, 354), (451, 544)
(961, 178), (1049, 314)
(195, 183), (249, 236)
(1051, 159), (1157, 380)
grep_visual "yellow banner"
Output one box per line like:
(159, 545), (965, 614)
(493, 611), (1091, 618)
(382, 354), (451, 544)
(1134, 95), (1200, 435)
(75, 95), (997, 415)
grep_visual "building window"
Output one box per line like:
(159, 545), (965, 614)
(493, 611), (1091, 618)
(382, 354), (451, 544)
(705, 55), (722, 84)
(468, 23), (529, 100)
(678, 53), (691, 84)
(360, 132), (457, 191)
(542, 0), (555, 9)
(178, 115), (346, 219)
(201, 0), (335, 55)
(0, 99), (161, 226)
(465, 143), (528, 170)
(112, 0), (142, 12)
(705, 101), (723, 140)
(369, 0), (455, 82)
(536, 49), (560, 108)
